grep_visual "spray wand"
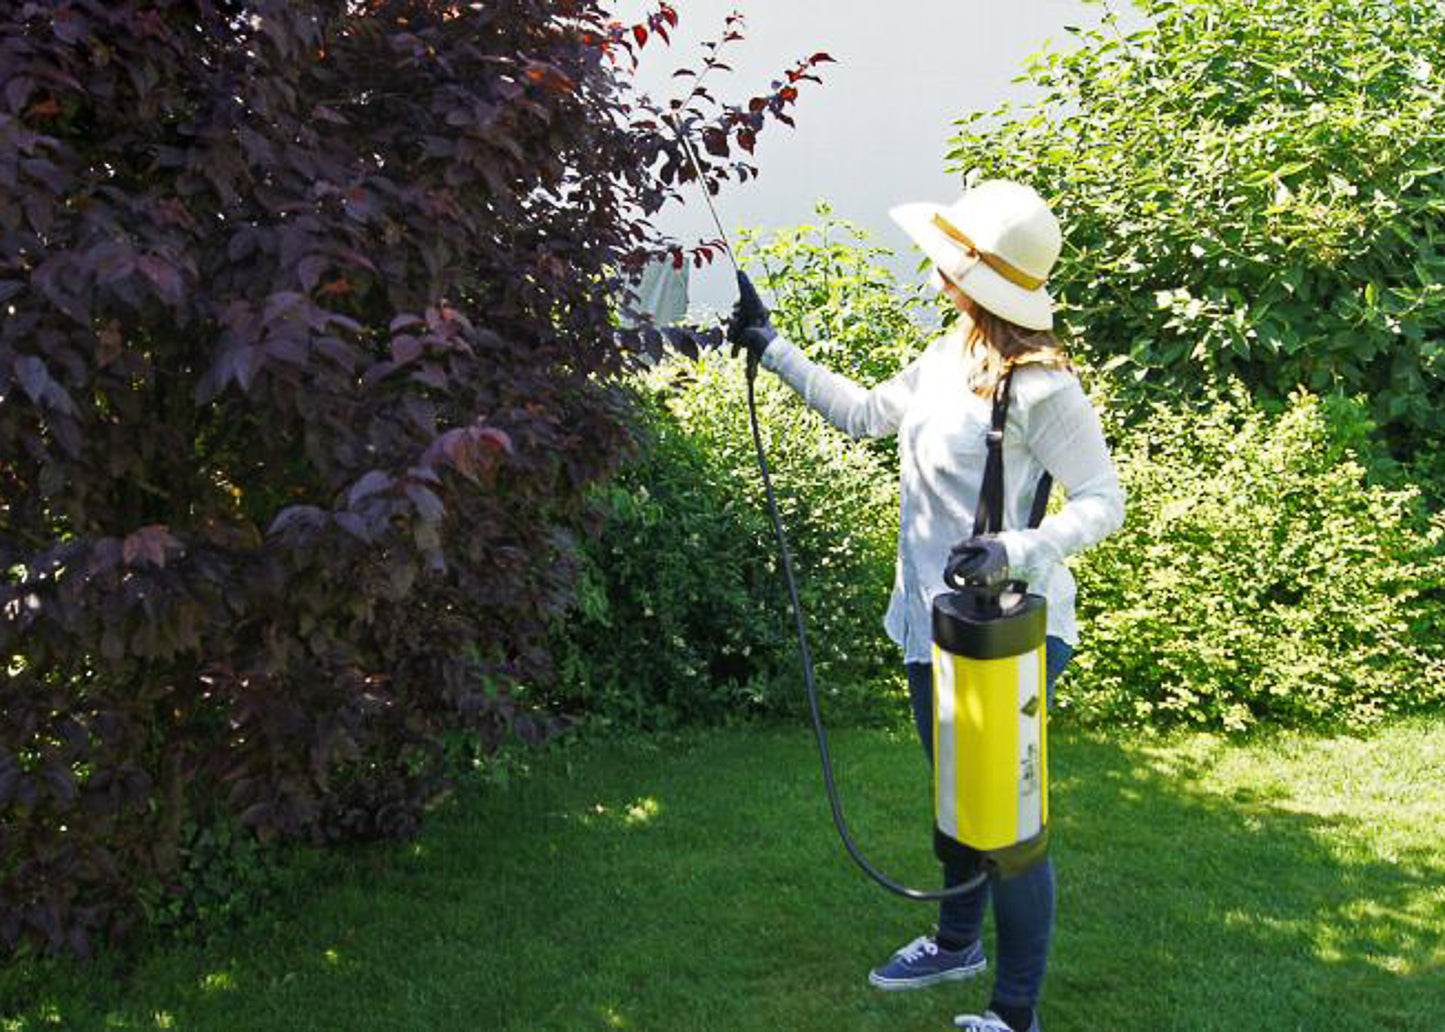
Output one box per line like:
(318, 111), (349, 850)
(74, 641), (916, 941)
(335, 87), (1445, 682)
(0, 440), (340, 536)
(667, 119), (985, 901)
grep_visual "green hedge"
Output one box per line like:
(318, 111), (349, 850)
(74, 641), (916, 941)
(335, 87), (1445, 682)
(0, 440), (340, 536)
(546, 363), (1445, 736)
(948, 0), (1445, 498)
(540, 354), (905, 729)
(1069, 384), (1445, 731)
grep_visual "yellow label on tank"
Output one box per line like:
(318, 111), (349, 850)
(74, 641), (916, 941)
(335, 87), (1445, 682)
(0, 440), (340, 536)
(952, 654), (1021, 850)
(933, 645), (1048, 854)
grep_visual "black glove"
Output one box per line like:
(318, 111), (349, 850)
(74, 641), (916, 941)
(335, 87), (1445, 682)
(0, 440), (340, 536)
(728, 270), (777, 362)
(944, 536), (1010, 589)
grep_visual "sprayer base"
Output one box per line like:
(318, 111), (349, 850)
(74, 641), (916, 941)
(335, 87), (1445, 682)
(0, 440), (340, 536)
(934, 825), (1050, 881)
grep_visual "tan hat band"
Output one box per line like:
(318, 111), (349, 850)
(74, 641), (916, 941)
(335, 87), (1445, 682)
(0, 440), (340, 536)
(931, 214), (1046, 291)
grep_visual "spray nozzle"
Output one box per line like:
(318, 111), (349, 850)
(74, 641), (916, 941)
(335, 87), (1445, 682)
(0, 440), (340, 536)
(736, 270), (766, 318)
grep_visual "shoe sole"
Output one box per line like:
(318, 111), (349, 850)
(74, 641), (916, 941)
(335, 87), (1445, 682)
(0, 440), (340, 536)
(867, 958), (986, 991)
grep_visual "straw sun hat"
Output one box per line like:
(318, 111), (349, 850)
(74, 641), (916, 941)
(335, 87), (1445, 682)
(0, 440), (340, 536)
(889, 179), (1061, 331)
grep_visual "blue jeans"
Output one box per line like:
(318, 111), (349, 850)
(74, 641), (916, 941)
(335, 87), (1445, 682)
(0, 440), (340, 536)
(905, 636), (1073, 1010)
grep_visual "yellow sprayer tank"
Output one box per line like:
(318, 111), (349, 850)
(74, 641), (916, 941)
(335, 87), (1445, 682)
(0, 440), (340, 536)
(930, 584), (1049, 879)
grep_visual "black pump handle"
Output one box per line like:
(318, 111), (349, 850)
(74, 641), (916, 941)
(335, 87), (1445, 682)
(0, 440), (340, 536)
(943, 548), (986, 592)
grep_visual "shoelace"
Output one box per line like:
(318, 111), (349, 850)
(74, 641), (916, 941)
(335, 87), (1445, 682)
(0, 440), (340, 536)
(896, 935), (939, 963)
(953, 1013), (1014, 1032)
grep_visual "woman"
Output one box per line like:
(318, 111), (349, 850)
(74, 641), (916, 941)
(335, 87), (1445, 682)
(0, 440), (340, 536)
(728, 180), (1125, 1032)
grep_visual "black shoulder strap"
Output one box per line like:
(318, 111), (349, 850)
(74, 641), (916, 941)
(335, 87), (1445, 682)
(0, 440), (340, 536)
(972, 370), (1012, 537)
(973, 367), (1053, 537)
(1028, 471), (1054, 529)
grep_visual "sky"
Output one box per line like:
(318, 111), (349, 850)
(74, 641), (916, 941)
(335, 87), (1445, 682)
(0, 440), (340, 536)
(621, 0), (1146, 313)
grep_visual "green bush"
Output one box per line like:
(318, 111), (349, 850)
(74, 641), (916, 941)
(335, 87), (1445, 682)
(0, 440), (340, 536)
(1069, 384), (1445, 731)
(948, 0), (1445, 497)
(134, 815), (313, 941)
(542, 354), (905, 729)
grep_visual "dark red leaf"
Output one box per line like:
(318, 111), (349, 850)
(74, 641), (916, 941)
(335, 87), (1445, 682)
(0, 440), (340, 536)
(391, 335), (423, 364)
(91, 241), (137, 285)
(87, 538), (123, 577)
(270, 332), (312, 365)
(702, 128), (729, 158)
(263, 291), (307, 325)
(405, 484), (445, 522)
(136, 255), (182, 305)
(298, 256), (329, 293)
(343, 187), (377, 222)
(234, 346), (264, 393)
(51, 8), (90, 46)
(15, 355), (51, 404)
(335, 512), (371, 541)
(268, 506), (326, 537)
(5, 76), (35, 113)
(348, 471), (392, 507)
(411, 363), (447, 390)
(476, 427), (514, 455)
(26, 98), (61, 120)
(122, 526), (183, 568)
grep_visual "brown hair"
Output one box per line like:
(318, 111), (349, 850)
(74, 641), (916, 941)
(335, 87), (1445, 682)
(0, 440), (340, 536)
(956, 293), (1071, 398)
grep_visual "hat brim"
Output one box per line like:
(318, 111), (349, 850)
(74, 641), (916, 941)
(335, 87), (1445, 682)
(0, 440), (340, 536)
(889, 202), (1054, 331)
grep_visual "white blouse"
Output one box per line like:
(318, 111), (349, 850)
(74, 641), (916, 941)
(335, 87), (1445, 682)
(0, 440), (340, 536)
(760, 326), (1125, 662)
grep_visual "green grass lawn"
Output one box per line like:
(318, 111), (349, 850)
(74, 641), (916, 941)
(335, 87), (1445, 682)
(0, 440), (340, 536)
(4, 716), (1443, 1031)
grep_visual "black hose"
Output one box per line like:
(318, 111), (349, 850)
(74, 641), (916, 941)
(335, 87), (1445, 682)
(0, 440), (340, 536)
(744, 356), (987, 901)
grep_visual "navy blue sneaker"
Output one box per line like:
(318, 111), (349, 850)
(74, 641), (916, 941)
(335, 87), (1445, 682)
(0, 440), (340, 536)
(867, 934), (987, 990)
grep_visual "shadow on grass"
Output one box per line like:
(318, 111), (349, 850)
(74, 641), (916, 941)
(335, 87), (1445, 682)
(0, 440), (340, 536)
(1047, 731), (1443, 1032)
(1, 725), (1440, 1032)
